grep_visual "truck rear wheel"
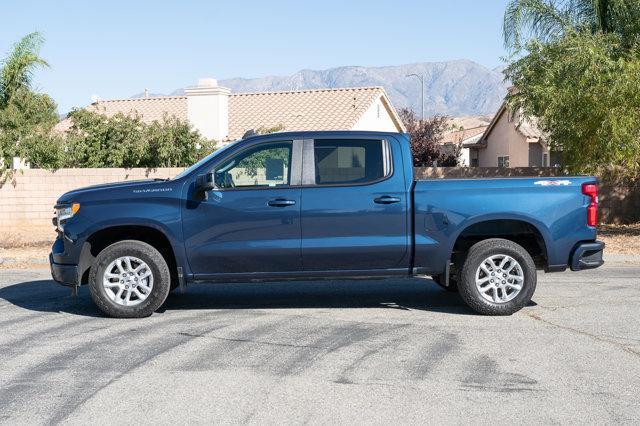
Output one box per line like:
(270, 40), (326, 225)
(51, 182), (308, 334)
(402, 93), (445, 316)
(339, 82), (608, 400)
(458, 238), (536, 315)
(89, 240), (171, 318)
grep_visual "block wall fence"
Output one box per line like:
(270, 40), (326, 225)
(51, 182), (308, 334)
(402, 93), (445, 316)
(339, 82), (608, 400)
(0, 168), (184, 229)
(0, 167), (637, 230)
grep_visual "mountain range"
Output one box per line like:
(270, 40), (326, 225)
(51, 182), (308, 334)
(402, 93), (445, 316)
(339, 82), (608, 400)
(133, 59), (508, 117)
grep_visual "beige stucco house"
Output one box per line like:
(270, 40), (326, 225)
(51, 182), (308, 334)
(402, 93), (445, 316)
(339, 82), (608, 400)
(440, 126), (488, 166)
(467, 102), (559, 167)
(55, 79), (405, 143)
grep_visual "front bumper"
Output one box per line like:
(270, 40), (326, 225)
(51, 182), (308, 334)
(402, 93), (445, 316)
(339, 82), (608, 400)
(570, 240), (605, 271)
(49, 253), (79, 286)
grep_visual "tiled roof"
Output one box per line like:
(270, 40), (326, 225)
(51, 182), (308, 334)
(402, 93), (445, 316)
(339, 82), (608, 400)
(516, 115), (544, 140)
(54, 86), (402, 140)
(440, 126), (488, 144)
(228, 87), (396, 140)
(54, 96), (188, 133)
(95, 96), (189, 122)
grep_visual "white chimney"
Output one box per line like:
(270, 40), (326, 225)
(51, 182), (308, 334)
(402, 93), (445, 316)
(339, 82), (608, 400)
(185, 78), (230, 141)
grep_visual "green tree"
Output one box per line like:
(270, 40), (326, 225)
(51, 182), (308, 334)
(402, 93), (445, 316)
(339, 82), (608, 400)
(65, 109), (148, 168)
(145, 115), (217, 167)
(0, 32), (48, 107)
(0, 90), (65, 169)
(503, 0), (640, 51)
(65, 109), (216, 168)
(0, 32), (62, 171)
(505, 31), (640, 175)
(1, 32), (216, 172)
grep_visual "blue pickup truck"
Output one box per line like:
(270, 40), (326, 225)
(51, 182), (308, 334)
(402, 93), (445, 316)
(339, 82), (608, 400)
(50, 131), (604, 318)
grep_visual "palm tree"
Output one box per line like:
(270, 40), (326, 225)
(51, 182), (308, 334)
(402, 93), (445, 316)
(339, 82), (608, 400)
(503, 0), (640, 50)
(0, 32), (49, 108)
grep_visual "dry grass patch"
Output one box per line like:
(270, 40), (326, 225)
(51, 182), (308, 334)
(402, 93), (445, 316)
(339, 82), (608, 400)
(598, 223), (640, 255)
(0, 226), (54, 249)
(0, 226), (53, 269)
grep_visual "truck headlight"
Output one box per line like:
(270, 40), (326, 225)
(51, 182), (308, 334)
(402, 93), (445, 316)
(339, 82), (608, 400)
(56, 203), (80, 231)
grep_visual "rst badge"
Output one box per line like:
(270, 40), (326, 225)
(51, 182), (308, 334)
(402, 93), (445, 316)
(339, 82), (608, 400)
(534, 180), (572, 186)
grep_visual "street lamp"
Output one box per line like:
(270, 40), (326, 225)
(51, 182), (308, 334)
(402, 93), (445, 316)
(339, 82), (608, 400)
(406, 73), (424, 121)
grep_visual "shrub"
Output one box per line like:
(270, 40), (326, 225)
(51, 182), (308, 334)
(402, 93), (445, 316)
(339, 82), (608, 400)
(64, 109), (217, 168)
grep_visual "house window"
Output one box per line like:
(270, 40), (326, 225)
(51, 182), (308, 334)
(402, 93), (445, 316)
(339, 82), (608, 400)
(471, 158), (478, 167)
(498, 156), (510, 168)
(543, 153), (549, 167)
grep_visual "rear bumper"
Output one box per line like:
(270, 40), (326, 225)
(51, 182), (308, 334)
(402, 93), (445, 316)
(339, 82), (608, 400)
(570, 240), (605, 271)
(49, 253), (79, 286)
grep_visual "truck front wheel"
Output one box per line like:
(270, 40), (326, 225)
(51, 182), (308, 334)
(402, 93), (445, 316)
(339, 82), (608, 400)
(89, 240), (171, 318)
(458, 238), (536, 315)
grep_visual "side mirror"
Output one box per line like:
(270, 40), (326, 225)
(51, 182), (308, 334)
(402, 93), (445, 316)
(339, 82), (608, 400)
(195, 173), (216, 196)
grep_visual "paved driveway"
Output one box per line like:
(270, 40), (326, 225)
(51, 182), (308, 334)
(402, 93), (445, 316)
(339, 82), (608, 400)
(0, 258), (639, 424)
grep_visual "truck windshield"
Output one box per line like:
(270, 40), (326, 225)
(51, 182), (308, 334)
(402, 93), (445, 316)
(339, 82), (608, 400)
(172, 140), (239, 180)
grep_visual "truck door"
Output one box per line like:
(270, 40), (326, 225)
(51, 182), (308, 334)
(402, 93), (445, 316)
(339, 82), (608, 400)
(182, 140), (302, 278)
(300, 137), (410, 272)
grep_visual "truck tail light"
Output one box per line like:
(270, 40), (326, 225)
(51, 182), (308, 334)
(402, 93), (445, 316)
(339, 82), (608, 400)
(582, 183), (598, 227)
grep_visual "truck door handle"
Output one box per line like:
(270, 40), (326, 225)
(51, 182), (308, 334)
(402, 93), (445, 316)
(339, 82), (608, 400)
(374, 196), (401, 204)
(268, 199), (296, 207)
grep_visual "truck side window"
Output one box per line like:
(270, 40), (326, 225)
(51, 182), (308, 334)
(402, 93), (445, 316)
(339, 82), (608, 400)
(213, 142), (292, 189)
(313, 139), (389, 185)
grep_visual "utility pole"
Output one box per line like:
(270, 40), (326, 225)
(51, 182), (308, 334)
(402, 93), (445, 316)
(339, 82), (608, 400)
(406, 73), (424, 121)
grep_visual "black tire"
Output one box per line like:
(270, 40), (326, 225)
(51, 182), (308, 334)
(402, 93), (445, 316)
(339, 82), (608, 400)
(89, 240), (171, 318)
(458, 238), (536, 316)
(432, 274), (458, 292)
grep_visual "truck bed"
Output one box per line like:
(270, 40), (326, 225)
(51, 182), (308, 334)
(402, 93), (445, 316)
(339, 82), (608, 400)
(411, 176), (598, 273)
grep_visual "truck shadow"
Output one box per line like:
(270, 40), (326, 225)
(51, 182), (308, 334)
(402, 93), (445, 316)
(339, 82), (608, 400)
(0, 277), (478, 317)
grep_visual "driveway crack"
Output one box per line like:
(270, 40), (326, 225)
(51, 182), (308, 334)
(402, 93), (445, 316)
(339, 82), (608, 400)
(525, 311), (640, 357)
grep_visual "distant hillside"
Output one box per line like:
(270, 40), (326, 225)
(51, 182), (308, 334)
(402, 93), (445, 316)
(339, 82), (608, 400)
(133, 59), (508, 117)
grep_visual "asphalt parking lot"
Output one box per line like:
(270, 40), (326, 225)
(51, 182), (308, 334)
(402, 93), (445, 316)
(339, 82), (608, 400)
(0, 258), (639, 424)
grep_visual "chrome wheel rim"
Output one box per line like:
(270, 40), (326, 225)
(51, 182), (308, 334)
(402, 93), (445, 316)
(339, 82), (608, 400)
(475, 254), (524, 304)
(103, 256), (153, 306)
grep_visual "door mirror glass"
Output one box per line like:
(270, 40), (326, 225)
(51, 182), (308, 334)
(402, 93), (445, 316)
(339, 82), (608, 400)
(195, 173), (216, 193)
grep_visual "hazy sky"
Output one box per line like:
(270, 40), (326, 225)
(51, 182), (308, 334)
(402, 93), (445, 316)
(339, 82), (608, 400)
(2, 0), (510, 113)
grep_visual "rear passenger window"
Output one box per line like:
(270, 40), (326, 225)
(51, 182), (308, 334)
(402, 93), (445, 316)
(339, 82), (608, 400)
(313, 139), (390, 185)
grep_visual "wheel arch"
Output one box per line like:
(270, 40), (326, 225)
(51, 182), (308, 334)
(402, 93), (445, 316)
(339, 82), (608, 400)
(448, 215), (551, 269)
(78, 224), (179, 286)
